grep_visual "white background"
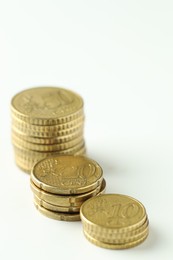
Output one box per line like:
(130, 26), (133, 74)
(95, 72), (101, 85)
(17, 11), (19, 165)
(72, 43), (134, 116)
(0, 0), (173, 259)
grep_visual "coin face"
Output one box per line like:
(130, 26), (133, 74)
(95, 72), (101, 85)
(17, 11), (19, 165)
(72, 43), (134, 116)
(80, 194), (146, 231)
(11, 87), (83, 122)
(31, 155), (103, 194)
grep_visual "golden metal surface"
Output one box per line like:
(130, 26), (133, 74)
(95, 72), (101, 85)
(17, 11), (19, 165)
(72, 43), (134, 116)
(12, 123), (84, 138)
(12, 128), (84, 145)
(31, 155), (103, 195)
(34, 195), (80, 213)
(83, 229), (149, 249)
(12, 135), (84, 152)
(80, 194), (147, 233)
(83, 218), (149, 240)
(11, 87), (84, 125)
(14, 141), (85, 158)
(34, 202), (80, 221)
(12, 115), (84, 132)
(30, 178), (106, 207)
(11, 87), (86, 174)
(85, 224), (149, 244)
(14, 146), (86, 164)
(15, 146), (86, 173)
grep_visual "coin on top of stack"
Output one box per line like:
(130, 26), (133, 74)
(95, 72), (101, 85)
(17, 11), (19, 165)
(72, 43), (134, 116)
(80, 194), (149, 249)
(11, 87), (86, 173)
(30, 155), (106, 221)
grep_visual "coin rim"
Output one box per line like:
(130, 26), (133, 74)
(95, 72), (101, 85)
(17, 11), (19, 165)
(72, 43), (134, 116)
(34, 202), (81, 221)
(30, 178), (106, 207)
(34, 194), (80, 213)
(80, 193), (147, 233)
(11, 87), (84, 125)
(12, 135), (84, 152)
(31, 155), (103, 195)
(12, 128), (84, 144)
(83, 229), (149, 249)
(84, 221), (149, 244)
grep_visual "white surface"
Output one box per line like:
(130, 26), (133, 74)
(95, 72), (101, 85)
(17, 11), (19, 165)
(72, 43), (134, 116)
(0, 0), (173, 259)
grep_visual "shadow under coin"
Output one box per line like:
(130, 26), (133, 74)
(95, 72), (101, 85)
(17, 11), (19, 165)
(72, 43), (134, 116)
(135, 225), (161, 251)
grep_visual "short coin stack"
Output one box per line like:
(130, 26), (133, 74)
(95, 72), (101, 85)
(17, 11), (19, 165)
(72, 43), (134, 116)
(80, 194), (149, 249)
(30, 155), (106, 221)
(11, 87), (86, 173)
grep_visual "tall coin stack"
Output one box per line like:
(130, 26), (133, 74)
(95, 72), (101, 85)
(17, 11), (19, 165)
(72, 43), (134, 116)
(80, 194), (149, 249)
(30, 155), (106, 221)
(11, 87), (86, 173)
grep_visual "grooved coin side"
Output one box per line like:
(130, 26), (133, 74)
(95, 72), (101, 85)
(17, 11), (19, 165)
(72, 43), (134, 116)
(83, 229), (149, 249)
(31, 155), (103, 194)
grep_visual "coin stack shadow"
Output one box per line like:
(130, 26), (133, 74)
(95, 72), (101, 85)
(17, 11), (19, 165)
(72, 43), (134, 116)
(30, 155), (106, 221)
(80, 194), (149, 249)
(11, 87), (86, 173)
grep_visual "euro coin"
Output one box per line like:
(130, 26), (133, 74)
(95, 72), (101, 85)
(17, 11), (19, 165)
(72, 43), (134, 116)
(80, 194), (147, 233)
(12, 123), (84, 138)
(11, 115), (84, 133)
(83, 217), (149, 241)
(80, 194), (149, 249)
(34, 195), (80, 213)
(11, 87), (86, 173)
(12, 128), (84, 145)
(85, 223), (149, 244)
(83, 229), (149, 249)
(30, 178), (106, 207)
(11, 87), (84, 125)
(31, 155), (103, 195)
(12, 135), (84, 152)
(34, 202), (80, 221)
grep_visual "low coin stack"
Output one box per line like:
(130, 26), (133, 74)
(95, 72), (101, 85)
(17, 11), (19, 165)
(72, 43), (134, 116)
(11, 87), (86, 173)
(80, 194), (149, 249)
(30, 155), (106, 221)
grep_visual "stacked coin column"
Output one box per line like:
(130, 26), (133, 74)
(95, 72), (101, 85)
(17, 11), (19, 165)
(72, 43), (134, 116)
(30, 155), (106, 221)
(11, 87), (86, 173)
(80, 194), (149, 249)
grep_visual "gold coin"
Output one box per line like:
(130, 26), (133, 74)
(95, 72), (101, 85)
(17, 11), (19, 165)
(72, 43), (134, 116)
(14, 146), (86, 173)
(12, 128), (84, 144)
(31, 155), (103, 195)
(30, 178), (106, 207)
(13, 141), (85, 158)
(83, 217), (149, 241)
(12, 122), (84, 138)
(12, 135), (84, 152)
(11, 87), (84, 125)
(12, 115), (84, 133)
(83, 229), (149, 249)
(34, 195), (80, 213)
(85, 223), (149, 244)
(34, 202), (80, 221)
(14, 145), (86, 173)
(80, 194), (147, 234)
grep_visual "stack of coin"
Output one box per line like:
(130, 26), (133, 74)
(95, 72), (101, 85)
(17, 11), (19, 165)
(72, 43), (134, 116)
(11, 87), (86, 173)
(80, 194), (149, 249)
(30, 155), (106, 221)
